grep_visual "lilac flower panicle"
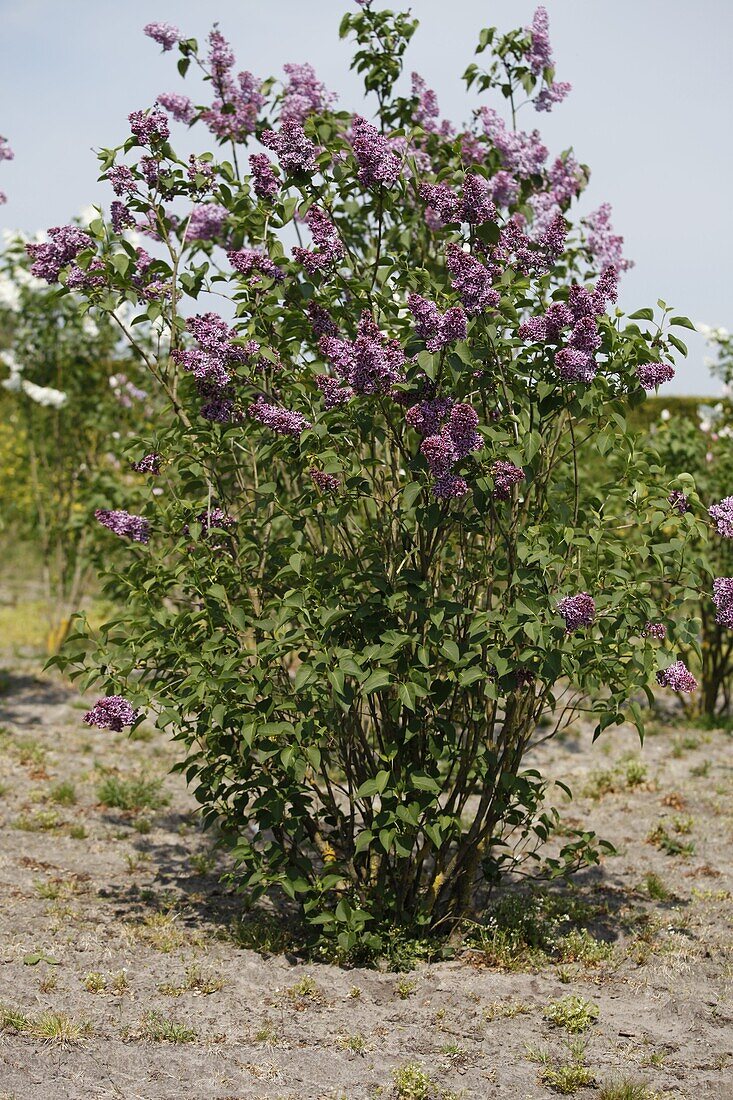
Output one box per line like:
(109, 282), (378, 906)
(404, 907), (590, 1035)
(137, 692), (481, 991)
(656, 661), (697, 693)
(0, 137), (14, 162)
(143, 22), (180, 51)
(292, 207), (344, 274)
(642, 622), (667, 640)
(525, 7), (553, 75)
(316, 375), (353, 408)
(282, 63), (337, 124)
(131, 453), (162, 475)
(350, 115), (401, 189)
(319, 312), (404, 396)
(157, 93), (195, 124)
(84, 696), (138, 732)
(306, 301), (338, 338)
(310, 468), (341, 493)
(535, 81), (572, 112)
(26, 225), (94, 284)
(228, 248), (283, 282)
(710, 496), (733, 538)
(557, 592), (596, 631)
(637, 362), (675, 389)
(421, 433), (457, 476)
(202, 69), (264, 142)
(713, 577), (733, 628)
(448, 403), (482, 458)
(432, 474), (470, 499)
(129, 108), (170, 146)
(188, 204), (228, 242)
(445, 244), (500, 315)
(461, 174), (497, 225)
(555, 347), (596, 384)
(197, 507), (236, 534)
(111, 201), (135, 233)
(249, 154), (280, 201)
(408, 294), (467, 352)
(490, 170), (520, 208)
(248, 397), (311, 437)
(491, 460), (525, 500)
(261, 122), (318, 174)
(668, 490), (690, 516)
(207, 28), (235, 79)
(95, 508), (150, 544)
(405, 398), (453, 437)
(584, 203), (633, 273)
(107, 165), (136, 196)
(419, 183), (460, 227)
(480, 109), (548, 178)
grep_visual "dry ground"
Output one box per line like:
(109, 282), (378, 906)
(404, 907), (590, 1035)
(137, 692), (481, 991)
(0, 655), (732, 1100)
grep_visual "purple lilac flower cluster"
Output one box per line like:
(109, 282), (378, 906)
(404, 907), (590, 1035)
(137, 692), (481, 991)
(131, 453), (162, 475)
(491, 212), (566, 279)
(111, 201), (135, 233)
(480, 109), (548, 178)
(172, 312), (257, 421)
(320, 312), (405, 396)
(656, 661), (697, 693)
(281, 63), (336, 124)
(143, 22), (180, 51)
(107, 165), (137, 196)
(668, 490), (690, 516)
(524, 8), (572, 113)
(248, 397), (312, 437)
(411, 73), (453, 136)
(249, 154), (280, 201)
(26, 226), (93, 284)
(228, 248), (283, 282)
(713, 577), (733, 629)
(199, 29), (264, 142)
(445, 245), (500, 315)
(417, 403), (483, 500)
(95, 509), (150, 544)
(262, 121), (318, 174)
(637, 362), (675, 389)
(157, 93), (195, 124)
(709, 496), (733, 538)
(420, 175), (496, 229)
(557, 592), (595, 631)
(641, 622), (667, 640)
(187, 203), (228, 242)
(583, 203), (633, 273)
(306, 301), (338, 338)
(84, 696), (138, 732)
(197, 507), (236, 534)
(292, 208), (344, 275)
(350, 115), (402, 189)
(491, 460), (525, 500)
(408, 294), (467, 352)
(129, 108), (170, 146)
(310, 468), (341, 493)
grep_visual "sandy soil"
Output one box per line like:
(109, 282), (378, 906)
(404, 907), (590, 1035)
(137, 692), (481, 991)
(0, 660), (731, 1100)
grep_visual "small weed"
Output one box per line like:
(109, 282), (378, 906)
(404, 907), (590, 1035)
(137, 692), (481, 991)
(68, 823), (88, 839)
(690, 759), (711, 778)
(395, 976), (418, 999)
(543, 995), (599, 1033)
(347, 985), (362, 999)
(556, 929), (614, 967)
(96, 774), (168, 812)
(49, 781), (77, 806)
(14, 809), (60, 832)
(647, 821), (695, 857)
(13, 737), (46, 767)
(0, 1005), (92, 1045)
(254, 1019), (279, 1042)
(485, 999), (532, 1021)
(38, 973), (58, 993)
(392, 1064), (433, 1100)
(34, 879), (62, 900)
(190, 851), (217, 875)
(542, 1064), (596, 1095)
(598, 1080), (659, 1100)
(159, 963), (223, 997)
(138, 1010), (196, 1043)
(82, 972), (106, 994)
(287, 974), (323, 1004)
(132, 912), (187, 953)
(229, 913), (293, 955)
(338, 1033), (368, 1053)
(525, 1044), (552, 1065)
(624, 759), (648, 788)
(643, 872), (671, 901)
(108, 971), (129, 995)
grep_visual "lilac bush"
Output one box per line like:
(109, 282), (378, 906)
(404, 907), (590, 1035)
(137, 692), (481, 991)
(51, 4), (703, 950)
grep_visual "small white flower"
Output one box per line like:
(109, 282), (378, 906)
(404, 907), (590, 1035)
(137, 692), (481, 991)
(660, 408), (671, 421)
(20, 379), (67, 407)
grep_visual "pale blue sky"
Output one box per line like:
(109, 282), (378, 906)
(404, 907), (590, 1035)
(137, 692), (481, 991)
(1, 0), (731, 393)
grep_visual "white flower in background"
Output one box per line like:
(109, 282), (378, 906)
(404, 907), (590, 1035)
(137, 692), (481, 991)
(0, 273), (20, 311)
(19, 379), (67, 408)
(0, 349), (22, 375)
(698, 403), (724, 434)
(78, 205), (100, 227)
(14, 266), (46, 294)
(660, 408), (671, 422)
(1, 371), (22, 392)
(82, 315), (100, 339)
(695, 321), (712, 338)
